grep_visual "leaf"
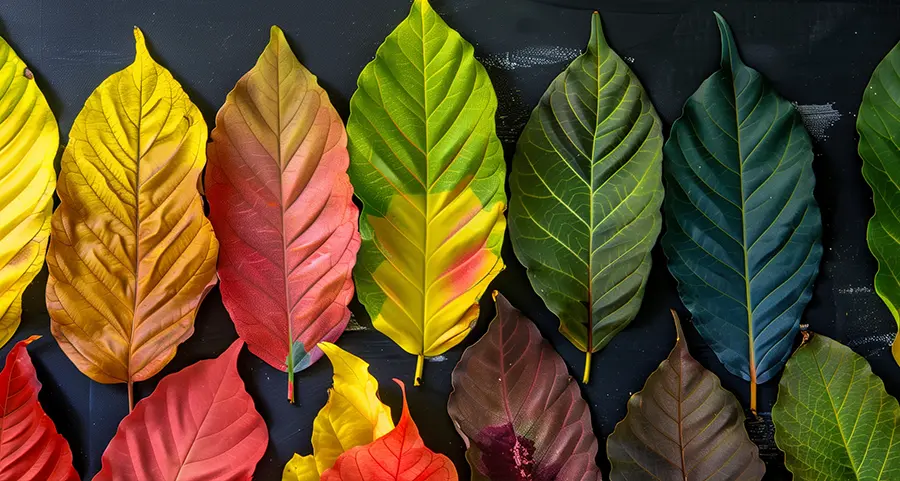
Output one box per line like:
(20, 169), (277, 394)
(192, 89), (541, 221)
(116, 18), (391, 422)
(206, 26), (360, 403)
(0, 336), (79, 481)
(347, 0), (506, 385)
(660, 12), (822, 411)
(508, 13), (663, 383)
(772, 333), (900, 480)
(858, 41), (900, 367)
(282, 342), (394, 481)
(607, 311), (765, 481)
(45, 28), (219, 409)
(447, 293), (603, 481)
(320, 380), (458, 481)
(94, 340), (268, 480)
(0, 37), (57, 348)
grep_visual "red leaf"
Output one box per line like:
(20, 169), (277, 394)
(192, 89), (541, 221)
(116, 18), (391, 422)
(0, 336), (78, 481)
(320, 380), (458, 481)
(94, 340), (268, 481)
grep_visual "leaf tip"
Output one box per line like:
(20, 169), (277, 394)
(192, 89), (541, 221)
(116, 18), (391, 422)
(22, 335), (41, 346)
(133, 27), (149, 57)
(713, 11), (741, 70)
(269, 25), (286, 44)
(670, 309), (684, 342)
(587, 11), (606, 54)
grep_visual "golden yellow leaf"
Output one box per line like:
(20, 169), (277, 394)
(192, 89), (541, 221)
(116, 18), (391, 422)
(282, 342), (393, 480)
(0, 36), (57, 348)
(46, 28), (218, 410)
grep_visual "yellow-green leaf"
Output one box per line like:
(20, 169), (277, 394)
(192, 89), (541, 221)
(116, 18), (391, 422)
(0, 36), (58, 348)
(283, 342), (394, 481)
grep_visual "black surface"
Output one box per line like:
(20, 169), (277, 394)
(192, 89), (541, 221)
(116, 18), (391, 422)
(2, 0), (899, 479)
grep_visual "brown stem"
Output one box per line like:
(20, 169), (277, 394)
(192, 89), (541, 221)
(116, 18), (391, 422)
(127, 378), (134, 413)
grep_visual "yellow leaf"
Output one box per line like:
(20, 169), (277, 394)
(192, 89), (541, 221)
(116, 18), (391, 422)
(0, 36), (58, 348)
(46, 28), (218, 409)
(283, 342), (393, 480)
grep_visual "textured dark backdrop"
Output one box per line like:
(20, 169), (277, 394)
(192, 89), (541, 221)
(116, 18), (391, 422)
(2, 0), (898, 479)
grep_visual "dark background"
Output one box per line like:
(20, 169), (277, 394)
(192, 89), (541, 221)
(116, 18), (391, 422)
(2, 0), (898, 479)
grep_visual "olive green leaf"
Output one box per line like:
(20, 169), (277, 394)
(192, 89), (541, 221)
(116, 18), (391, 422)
(508, 12), (663, 383)
(661, 12), (822, 411)
(773, 333), (900, 480)
(858, 41), (900, 367)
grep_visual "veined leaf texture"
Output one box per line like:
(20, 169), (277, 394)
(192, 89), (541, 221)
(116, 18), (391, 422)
(45, 28), (219, 410)
(858, 40), (900, 366)
(0, 36), (57, 348)
(661, 13), (822, 410)
(508, 12), (663, 383)
(347, 0), (506, 385)
(206, 26), (360, 403)
(447, 293), (604, 481)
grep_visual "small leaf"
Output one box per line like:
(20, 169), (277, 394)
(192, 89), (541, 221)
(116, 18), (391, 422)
(773, 334), (900, 480)
(858, 40), (900, 366)
(320, 380), (458, 481)
(46, 28), (219, 409)
(0, 337), (79, 481)
(206, 26), (360, 403)
(347, 0), (506, 385)
(0, 36), (57, 348)
(283, 342), (394, 481)
(508, 12), (663, 383)
(448, 293), (603, 481)
(607, 311), (765, 481)
(661, 13), (822, 411)
(94, 340), (268, 481)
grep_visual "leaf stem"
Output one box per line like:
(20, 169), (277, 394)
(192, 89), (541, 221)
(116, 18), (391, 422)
(750, 378), (757, 416)
(414, 354), (424, 386)
(288, 369), (295, 404)
(127, 378), (134, 413)
(583, 351), (592, 384)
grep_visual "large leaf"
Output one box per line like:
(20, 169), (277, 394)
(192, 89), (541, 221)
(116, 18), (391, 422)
(508, 13), (663, 383)
(607, 311), (765, 480)
(282, 342), (394, 481)
(0, 36), (57, 348)
(45, 28), (219, 409)
(0, 337), (78, 481)
(347, 0), (506, 385)
(206, 26), (360, 403)
(772, 333), (900, 480)
(94, 340), (268, 480)
(320, 380), (457, 481)
(661, 13), (822, 411)
(447, 293), (603, 481)
(858, 41), (900, 366)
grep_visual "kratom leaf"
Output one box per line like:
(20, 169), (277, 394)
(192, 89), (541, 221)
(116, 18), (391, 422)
(206, 26), (360, 403)
(858, 41), (900, 366)
(45, 28), (219, 410)
(0, 37), (57, 348)
(447, 293), (603, 481)
(94, 340), (268, 480)
(772, 333), (900, 480)
(347, 0), (506, 385)
(508, 13), (663, 383)
(282, 342), (394, 481)
(661, 13), (822, 411)
(320, 380), (458, 481)
(607, 311), (765, 481)
(0, 336), (78, 481)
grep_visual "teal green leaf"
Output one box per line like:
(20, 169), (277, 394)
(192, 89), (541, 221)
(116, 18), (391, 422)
(508, 12), (663, 383)
(661, 13), (822, 409)
(858, 41), (900, 367)
(773, 333), (900, 480)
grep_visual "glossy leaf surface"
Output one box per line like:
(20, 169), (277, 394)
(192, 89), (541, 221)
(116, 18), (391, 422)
(94, 340), (268, 481)
(0, 37), (57, 348)
(282, 342), (394, 481)
(447, 293), (603, 481)
(207, 26), (360, 402)
(607, 311), (765, 481)
(772, 334), (900, 480)
(858, 41), (900, 366)
(0, 337), (78, 481)
(320, 380), (457, 481)
(347, 0), (506, 384)
(46, 29), (219, 395)
(661, 13), (822, 408)
(508, 13), (663, 383)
